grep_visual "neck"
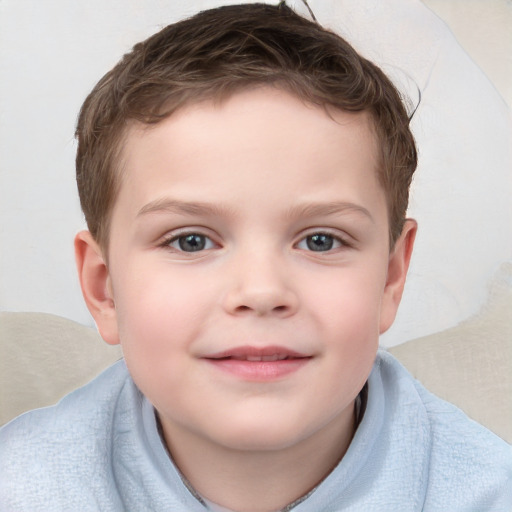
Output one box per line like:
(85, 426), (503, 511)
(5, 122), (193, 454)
(159, 403), (356, 512)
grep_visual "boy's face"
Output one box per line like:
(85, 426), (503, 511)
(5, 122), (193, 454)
(77, 88), (414, 455)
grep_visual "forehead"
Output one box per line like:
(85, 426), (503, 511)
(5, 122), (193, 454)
(114, 88), (384, 225)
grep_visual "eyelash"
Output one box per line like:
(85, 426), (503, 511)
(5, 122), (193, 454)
(159, 228), (352, 255)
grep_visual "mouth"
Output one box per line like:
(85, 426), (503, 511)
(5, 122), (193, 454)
(204, 346), (312, 380)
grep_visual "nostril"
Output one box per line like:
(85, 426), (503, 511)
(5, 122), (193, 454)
(233, 304), (288, 315)
(224, 290), (298, 317)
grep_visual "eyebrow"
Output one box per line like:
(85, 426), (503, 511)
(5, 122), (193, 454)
(137, 198), (234, 218)
(137, 198), (374, 223)
(285, 201), (375, 223)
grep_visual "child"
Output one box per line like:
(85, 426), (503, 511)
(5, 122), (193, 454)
(1, 3), (511, 511)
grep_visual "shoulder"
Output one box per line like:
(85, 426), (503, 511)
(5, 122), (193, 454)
(376, 350), (512, 510)
(0, 360), (135, 510)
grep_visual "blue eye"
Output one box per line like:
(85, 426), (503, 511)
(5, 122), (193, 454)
(297, 233), (343, 252)
(168, 233), (215, 252)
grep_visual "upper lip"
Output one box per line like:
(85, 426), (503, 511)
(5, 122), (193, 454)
(205, 345), (311, 361)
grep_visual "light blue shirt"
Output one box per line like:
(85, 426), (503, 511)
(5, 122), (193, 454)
(1, 351), (511, 511)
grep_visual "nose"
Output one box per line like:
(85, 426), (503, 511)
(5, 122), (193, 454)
(222, 250), (299, 318)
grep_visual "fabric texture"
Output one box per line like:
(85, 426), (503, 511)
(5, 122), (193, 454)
(1, 351), (511, 511)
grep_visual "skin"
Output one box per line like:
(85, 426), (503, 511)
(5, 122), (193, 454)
(76, 87), (416, 512)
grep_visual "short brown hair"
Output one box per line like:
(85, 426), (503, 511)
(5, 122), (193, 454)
(76, 3), (417, 251)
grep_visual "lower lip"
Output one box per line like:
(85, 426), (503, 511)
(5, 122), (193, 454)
(205, 358), (310, 381)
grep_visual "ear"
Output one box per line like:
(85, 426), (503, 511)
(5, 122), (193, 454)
(379, 219), (417, 334)
(74, 230), (120, 345)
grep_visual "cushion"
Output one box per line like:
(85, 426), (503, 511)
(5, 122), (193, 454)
(0, 312), (121, 426)
(389, 262), (512, 442)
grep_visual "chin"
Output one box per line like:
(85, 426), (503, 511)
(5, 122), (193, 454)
(222, 434), (302, 453)
(212, 418), (318, 452)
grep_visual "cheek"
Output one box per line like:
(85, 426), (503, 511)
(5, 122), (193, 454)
(304, 263), (385, 382)
(111, 261), (212, 360)
(110, 272), (203, 409)
(307, 265), (386, 334)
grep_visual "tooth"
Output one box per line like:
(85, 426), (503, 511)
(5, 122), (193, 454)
(232, 353), (294, 362)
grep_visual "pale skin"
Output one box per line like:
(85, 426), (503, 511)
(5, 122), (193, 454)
(75, 88), (416, 512)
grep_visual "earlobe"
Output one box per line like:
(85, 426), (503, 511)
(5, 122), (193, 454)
(74, 231), (120, 345)
(379, 219), (417, 334)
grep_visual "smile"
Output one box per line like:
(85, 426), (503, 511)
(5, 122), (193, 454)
(204, 346), (311, 381)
